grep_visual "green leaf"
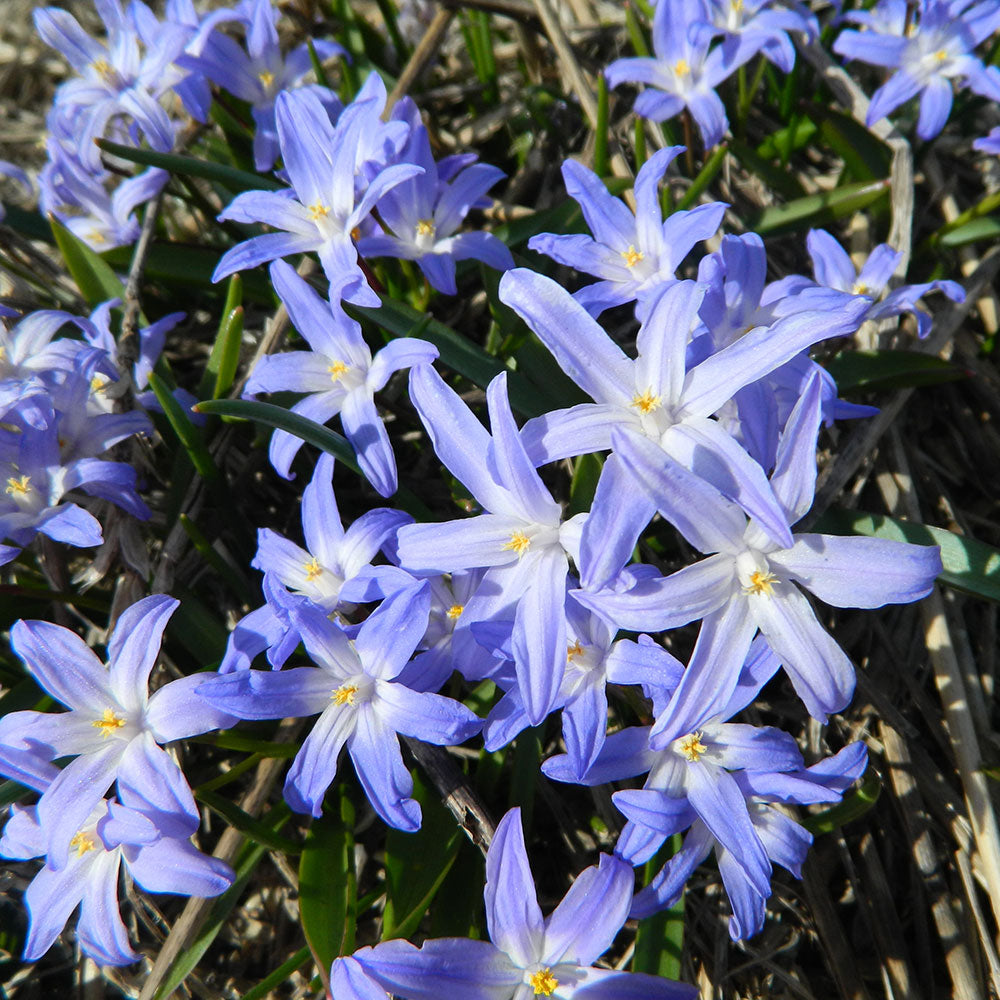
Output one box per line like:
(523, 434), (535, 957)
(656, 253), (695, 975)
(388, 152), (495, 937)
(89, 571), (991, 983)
(152, 803), (291, 998)
(193, 397), (433, 519)
(632, 834), (684, 979)
(676, 143), (729, 210)
(752, 178), (890, 236)
(812, 508), (1000, 604)
(148, 371), (221, 488)
(382, 774), (465, 940)
(567, 452), (604, 518)
(167, 584), (229, 664)
(730, 137), (808, 200)
(352, 298), (558, 418)
(96, 138), (282, 192)
(50, 216), (126, 306)
(825, 349), (964, 393)
(938, 216), (1000, 248)
(801, 767), (881, 835)
(299, 787), (356, 990)
(194, 397), (358, 467)
(199, 274), (244, 400)
(810, 106), (891, 182)
(195, 789), (301, 853)
(242, 947), (313, 1000)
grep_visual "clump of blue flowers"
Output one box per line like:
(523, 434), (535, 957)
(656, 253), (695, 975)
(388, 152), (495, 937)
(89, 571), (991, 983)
(1, 0), (993, 992)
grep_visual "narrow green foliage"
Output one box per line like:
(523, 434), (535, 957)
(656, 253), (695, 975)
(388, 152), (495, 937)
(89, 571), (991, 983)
(936, 216), (1000, 248)
(825, 349), (964, 393)
(307, 38), (331, 89)
(752, 178), (890, 236)
(729, 138), (808, 200)
(165, 585), (230, 663)
(922, 188), (1000, 250)
(810, 106), (892, 181)
(242, 947), (314, 1000)
(814, 508), (1000, 604)
(595, 76), (610, 179)
(148, 371), (222, 489)
(625, 2), (651, 56)
(95, 138), (282, 193)
(299, 787), (357, 990)
(196, 788), (301, 853)
(194, 397), (359, 468)
(178, 514), (256, 605)
(352, 298), (556, 417)
(374, 0), (409, 65)
(49, 216), (126, 306)
(568, 452), (604, 518)
(152, 804), (292, 998)
(199, 275), (245, 400)
(632, 834), (684, 979)
(509, 725), (543, 832)
(677, 143), (729, 210)
(801, 767), (881, 835)
(382, 774), (465, 940)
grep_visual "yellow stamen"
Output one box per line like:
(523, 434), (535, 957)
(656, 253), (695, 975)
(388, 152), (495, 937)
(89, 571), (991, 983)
(92, 58), (112, 80)
(630, 389), (662, 414)
(91, 374), (109, 394)
(416, 218), (436, 237)
(333, 683), (358, 706)
(502, 531), (531, 557)
(308, 202), (330, 220)
(732, 0), (744, 10)
(92, 707), (126, 738)
(328, 360), (349, 381)
(934, 49), (948, 62)
(566, 639), (585, 662)
(446, 604), (464, 620)
(88, 229), (106, 244)
(258, 70), (275, 87)
(530, 969), (559, 996)
(850, 281), (870, 296)
(678, 731), (708, 762)
(69, 830), (96, 857)
(304, 558), (323, 582)
(5, 474), (30, 496)
(743, 569), (778, 597)
(621, 245), (644, 268)
(674, 59), (690, 77)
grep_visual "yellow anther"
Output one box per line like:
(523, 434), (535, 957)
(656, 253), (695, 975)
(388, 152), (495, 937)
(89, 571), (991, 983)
(934, 49), (948, 61)
(92, 707), (126, 738)
(743, 569), (778, 597)
(678, 730), (708, 762)
(502, 531), (531, 557)
(308, 202), (330, 220)
(303, 558), (323, 582)
(258, 70), (275, 87)
(88, 229), (106, 244)
(416, 218), (436, 237)
(446, 604), (464, 620)
(333, 683), (358, 706)
(630, 389), (662, 414)
(350, 226), (361, 240)
(5, 474), (30, 496)
(530, 969), (559, 996)
(732, 0), (744, 10)
(91, 374), (109, 394)
(69, 830), (96, 857)
(328, 360), (349, 381)
(674, 58), (690, 77)
(621, 245), (644, 268)
(566, 639), (585, 662)
(92, 58), (112, 80)
(850, 281), (870, 296)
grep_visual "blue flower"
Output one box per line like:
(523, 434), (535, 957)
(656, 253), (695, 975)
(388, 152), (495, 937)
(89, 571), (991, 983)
(333, 807), (697, 1000)
(198, 587), (482, 829)
(528, 147), (725, 318)
(834, 0), (1000, 139)
(0, 596), (236, 868)
(242, 260), (438, 492)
